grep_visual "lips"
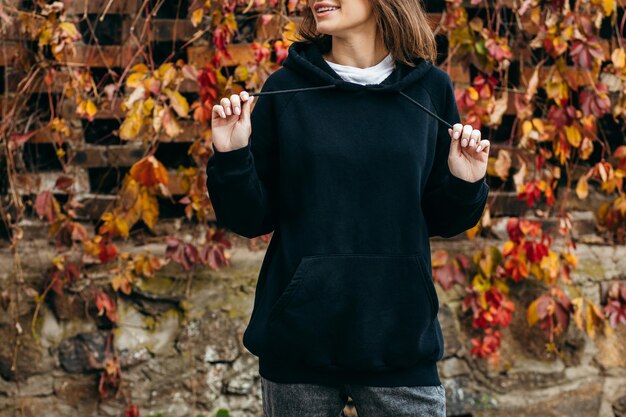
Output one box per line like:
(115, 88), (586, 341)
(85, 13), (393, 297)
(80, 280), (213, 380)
(313, 2), (340, 13)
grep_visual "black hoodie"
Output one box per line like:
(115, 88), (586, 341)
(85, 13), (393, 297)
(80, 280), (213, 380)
(205, 36), (489, 387)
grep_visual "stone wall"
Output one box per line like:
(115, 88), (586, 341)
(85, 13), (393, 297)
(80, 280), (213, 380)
(1, 218), (626, 417)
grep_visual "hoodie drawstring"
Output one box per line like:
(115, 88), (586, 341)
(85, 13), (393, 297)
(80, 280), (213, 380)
(250, 84), (455, 131)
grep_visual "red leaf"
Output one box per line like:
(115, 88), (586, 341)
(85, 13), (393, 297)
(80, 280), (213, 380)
(35, 191), (59, 223)
(55, 176), (74, 191)
(125, 404), (140, 417)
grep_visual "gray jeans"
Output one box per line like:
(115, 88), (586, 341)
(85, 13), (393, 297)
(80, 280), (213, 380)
(261, 376), (446, 417)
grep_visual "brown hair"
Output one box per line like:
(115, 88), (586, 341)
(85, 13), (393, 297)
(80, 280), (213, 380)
(295, 0), (438, 66)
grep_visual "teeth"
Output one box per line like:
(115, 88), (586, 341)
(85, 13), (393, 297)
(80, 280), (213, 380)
(317, 6), (338, 12)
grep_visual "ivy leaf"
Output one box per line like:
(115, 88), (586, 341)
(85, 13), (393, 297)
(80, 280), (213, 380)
(191, 8), (204, 27)
(162, 107), (183, 138)
(130, 156), (170, 187)
(35, 191), (60, 223)
(165, 88), (190, 118)
(119, 111), (144, 141)
(576, 175), (589, 199)
(140, 189), (159, 229)
(95, 290), (117, 323)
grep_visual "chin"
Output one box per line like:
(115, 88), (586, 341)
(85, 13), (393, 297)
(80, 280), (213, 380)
(315, 25), (342, 36)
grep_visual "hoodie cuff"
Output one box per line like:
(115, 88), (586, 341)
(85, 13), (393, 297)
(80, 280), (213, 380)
(211, 142), (252, 171)
(447, 173), (486, 201)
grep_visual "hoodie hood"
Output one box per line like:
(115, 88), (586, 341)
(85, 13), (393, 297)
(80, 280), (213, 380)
(282, 36), (433, 92)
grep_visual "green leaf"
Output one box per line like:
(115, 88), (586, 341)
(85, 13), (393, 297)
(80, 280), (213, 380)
(216, 409), (231, 417)
(475, 40), (486, 55)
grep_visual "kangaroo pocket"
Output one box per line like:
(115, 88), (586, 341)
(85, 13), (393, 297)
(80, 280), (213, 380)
(264, 253), (440, 372)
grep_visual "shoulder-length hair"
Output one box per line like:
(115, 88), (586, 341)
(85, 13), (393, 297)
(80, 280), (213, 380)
(295, 0), (438, 66)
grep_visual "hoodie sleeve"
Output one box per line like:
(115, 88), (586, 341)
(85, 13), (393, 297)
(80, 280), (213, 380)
(421, 73), (489, 238)
(205, 78), (279, 239)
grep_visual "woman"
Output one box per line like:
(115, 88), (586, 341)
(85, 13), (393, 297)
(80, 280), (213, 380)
(206, 0), (490, 415)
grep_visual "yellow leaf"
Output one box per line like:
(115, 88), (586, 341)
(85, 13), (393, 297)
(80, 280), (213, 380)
(85, 99), (97, 119)
(116, 216), (129, 238)
(586, 303), (596, 338)
(572, 297), (584, 330)
(494, 150), (512, 180)
(611, 48), (625, 69)
(58, 22), (79, 39)
(152, 104), (164, 133)
(472, 274), (491, 293)
(112, 272), (133, 295)
(540, 251), (559, 284)
(143, 97), (155, 116)
(562, 252), (578, 268)
(580, 137), (594, 160)
(165, 88), (189, 118)
(466, 221), (480, 240)
(532, 118), (545, 132)
(162, 107), (182, 137)
(564, 125), (581, 147)
(234, 64), (249, 82)
(140, 190), (159, 229)
(157, 63), (176, 87)
(39, 27), (53, 47)
(119, 112), (144, 140)
(527, 299), (540, 326)
(598, 162), (608, 182)
(224, 12), (238, 31)
(131, 64), (149, 74)
(191, 8), (204, 27)
(468, 87), (479, 101)
(576, 175), (589, 199)
(552, 36), (568, 55)
(126, 72), (146, 88)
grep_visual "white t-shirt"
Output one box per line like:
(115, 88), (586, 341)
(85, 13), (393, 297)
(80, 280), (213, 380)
(324, 53), (395, 85)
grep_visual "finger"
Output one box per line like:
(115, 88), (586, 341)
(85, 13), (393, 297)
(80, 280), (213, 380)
(240, 90), (250, 102)
(220, 97), (232, 116)
(476, 139), (490, 153)
(452, 123), (463, 139)
(230, 93), (241, 116)
(469, 129), (480, 147)
(241, 95), (255, 122)
(212, 104), (226, 119)
(450, 131), (461, 154)
(460, 124), (473, 146)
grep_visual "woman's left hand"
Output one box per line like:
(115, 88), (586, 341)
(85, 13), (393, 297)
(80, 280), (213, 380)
(447, 123), (490, 183)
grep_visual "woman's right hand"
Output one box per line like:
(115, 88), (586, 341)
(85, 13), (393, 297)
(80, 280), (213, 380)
(211, 90), (256, 152)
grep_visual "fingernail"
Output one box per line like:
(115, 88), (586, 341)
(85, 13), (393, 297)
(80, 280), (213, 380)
(454, 132), (460, 139)
(234, 106), (240, 115)
(476, 146), (482, 152)
(462, 139), (468, 146)
(226, 107), (232, 116)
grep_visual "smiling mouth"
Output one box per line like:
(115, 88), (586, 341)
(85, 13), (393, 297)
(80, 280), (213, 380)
(315, 6), (340, 15)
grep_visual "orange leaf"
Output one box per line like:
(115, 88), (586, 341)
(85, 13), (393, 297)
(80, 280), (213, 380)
(130, 156), (169, 187)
